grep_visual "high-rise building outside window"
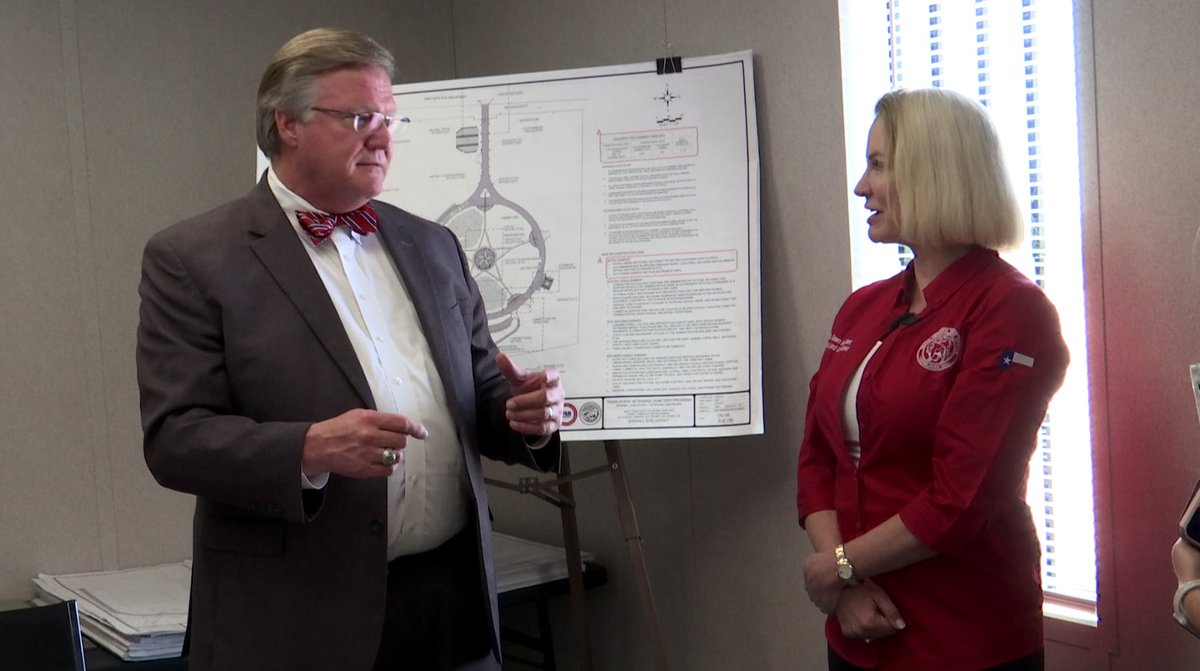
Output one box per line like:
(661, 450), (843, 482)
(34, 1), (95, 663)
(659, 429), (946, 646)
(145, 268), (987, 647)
(838, 0), (1097, 625)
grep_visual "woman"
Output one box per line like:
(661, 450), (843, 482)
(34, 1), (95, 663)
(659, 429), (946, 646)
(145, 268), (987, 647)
(796, 88), (1069, 671)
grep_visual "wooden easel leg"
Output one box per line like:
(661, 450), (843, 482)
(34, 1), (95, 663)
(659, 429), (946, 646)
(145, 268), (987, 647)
(604, 440), (670, 671)
(558, 444), (594, 671)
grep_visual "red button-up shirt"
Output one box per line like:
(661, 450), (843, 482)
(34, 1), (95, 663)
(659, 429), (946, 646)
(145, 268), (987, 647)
(797, 247), (1069, 671)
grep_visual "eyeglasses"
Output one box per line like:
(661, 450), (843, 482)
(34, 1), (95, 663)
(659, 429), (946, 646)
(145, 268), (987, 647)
(309, 107), (410, 134)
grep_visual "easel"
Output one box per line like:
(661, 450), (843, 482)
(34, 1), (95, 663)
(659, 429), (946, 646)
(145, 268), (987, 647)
(486, 440), (670, 671)
(487, 44), (682, 671)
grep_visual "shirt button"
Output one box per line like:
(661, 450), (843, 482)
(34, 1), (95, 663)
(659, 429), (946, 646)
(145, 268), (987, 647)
(368, 518), (384, 535)
(392, 377), (403, 385)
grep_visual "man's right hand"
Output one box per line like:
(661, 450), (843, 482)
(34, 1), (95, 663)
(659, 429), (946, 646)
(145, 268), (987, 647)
(301, 408), (428, 479)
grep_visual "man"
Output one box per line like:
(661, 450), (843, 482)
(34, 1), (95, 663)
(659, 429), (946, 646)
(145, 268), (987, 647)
(136, 28), (564, 671)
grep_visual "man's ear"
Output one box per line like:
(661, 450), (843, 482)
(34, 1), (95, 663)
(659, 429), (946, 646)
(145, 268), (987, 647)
(276, 109), (301, 148)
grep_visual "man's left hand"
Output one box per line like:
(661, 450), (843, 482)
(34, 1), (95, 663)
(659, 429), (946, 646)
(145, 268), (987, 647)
(497, 352), (565, 437)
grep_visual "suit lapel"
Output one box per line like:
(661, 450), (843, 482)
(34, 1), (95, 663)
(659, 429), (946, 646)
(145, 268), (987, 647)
(244, 180), (376, 407)
(376, 219), (457, 377)
(375, 215), (470, 426)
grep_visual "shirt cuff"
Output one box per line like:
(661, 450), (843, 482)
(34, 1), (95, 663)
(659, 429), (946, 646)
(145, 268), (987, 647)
(302, 471), (330, 489)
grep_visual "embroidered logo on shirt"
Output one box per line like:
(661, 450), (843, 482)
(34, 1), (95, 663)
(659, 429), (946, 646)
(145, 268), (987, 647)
(826, 334), (853, 353)
(1000, 350), (1035, 369)
(916, 327), (962, 372)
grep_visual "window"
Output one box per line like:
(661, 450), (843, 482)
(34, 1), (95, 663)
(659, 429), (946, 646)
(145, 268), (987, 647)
(838, 0), (1097, 626)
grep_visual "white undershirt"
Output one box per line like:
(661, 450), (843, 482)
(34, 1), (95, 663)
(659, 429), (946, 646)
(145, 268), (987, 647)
(269, 168), (469, 558)
(842, 340), (883, 466)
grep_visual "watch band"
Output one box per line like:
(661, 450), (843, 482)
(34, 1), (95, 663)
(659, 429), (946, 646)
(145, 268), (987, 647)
(835, 543), (861, 586)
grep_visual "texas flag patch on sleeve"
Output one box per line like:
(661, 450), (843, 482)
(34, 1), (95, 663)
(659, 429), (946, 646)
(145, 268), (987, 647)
(1000, 350), (1035, 369)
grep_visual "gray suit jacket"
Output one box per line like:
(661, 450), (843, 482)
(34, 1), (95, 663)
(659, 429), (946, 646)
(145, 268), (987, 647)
(136, 177), (559, 671)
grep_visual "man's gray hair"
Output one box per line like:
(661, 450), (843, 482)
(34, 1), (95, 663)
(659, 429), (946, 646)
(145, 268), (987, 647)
(256, 28), (394, 157)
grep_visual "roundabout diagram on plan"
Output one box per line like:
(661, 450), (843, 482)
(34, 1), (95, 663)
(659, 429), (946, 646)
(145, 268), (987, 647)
(437, 102), (551, 340)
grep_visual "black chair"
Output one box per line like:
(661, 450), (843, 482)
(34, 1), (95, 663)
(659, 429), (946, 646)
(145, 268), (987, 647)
(0, 600), (87, 671)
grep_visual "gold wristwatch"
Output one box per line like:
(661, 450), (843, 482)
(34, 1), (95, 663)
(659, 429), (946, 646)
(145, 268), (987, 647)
(834, 543), (861, 586)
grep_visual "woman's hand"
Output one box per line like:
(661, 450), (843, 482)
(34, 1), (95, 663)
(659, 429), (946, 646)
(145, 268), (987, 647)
(1173, 538), (1200, 583)
(1172, 538), (1200, 632)
(803, 548), (845, 614)
(835, 581), (906, 642)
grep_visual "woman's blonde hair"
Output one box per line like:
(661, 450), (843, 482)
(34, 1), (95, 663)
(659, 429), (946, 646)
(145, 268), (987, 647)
(256, 28), (395, 157)
(874, 88), (1023, 250)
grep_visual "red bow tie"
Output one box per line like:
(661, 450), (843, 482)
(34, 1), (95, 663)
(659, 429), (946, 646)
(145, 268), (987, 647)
(296, 205), (379, 246)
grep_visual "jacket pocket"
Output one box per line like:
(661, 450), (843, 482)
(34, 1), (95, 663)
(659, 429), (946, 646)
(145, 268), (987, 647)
(199, 514), (285, 556)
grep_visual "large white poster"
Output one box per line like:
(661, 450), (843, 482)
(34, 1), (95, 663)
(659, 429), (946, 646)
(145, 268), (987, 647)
(386, 52), (761, 440)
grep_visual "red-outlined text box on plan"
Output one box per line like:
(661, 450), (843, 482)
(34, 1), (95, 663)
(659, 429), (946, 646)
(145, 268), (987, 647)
(598, 127), (700, 163)
(605, 249), (739, 280)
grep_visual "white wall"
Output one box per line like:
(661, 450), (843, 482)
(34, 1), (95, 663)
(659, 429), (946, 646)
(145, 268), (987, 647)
(1077, 0), (1200, 668)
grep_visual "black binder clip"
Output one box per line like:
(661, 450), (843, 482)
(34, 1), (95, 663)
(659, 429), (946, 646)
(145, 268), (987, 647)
(656, 55), (682, 75)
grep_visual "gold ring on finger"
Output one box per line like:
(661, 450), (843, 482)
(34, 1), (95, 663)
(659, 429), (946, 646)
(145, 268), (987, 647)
(381, 448), (399, 466)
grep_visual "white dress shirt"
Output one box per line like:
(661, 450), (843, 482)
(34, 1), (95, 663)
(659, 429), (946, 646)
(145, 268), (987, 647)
(268, 168), (469, 558)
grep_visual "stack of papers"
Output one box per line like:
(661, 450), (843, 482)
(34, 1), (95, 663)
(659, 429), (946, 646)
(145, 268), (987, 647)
(28, 534), (587, 661)
(33, 561), (189, 661)
(493, 532), (594, 593)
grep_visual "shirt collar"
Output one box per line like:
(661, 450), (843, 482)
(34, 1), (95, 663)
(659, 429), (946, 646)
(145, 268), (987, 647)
(266, 167), (333, 244)
(895, 245), (998, 310)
